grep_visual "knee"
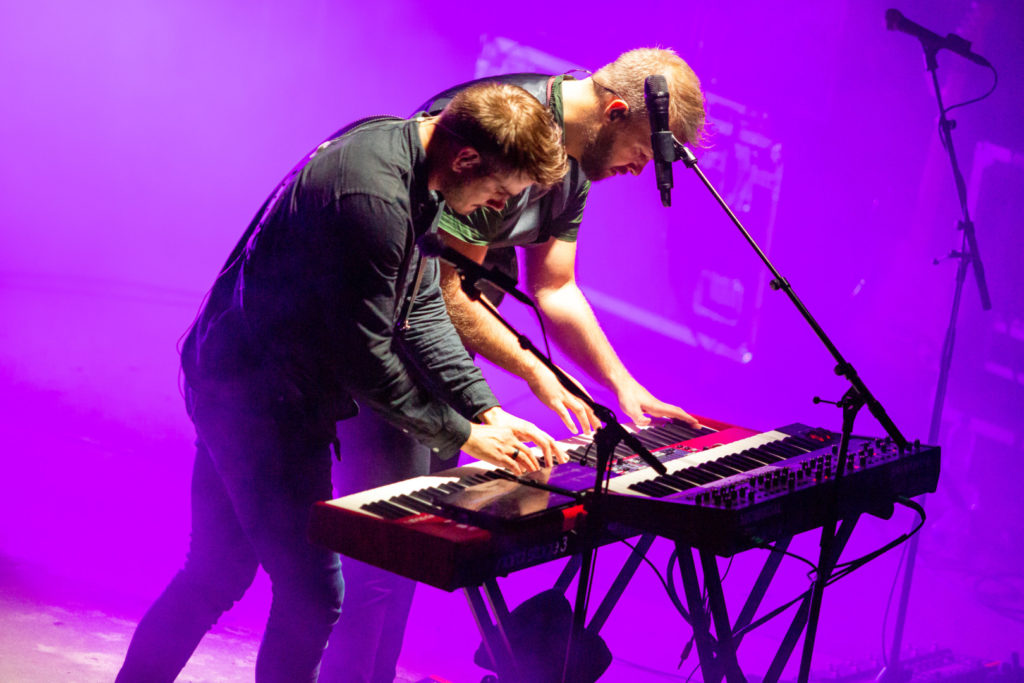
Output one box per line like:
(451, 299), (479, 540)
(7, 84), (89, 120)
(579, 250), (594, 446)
(180, 553), (259, 613)
(313, 565), (345, 627)
(339, 558), (413, 609)
(319, 567), (345, 625)
(273, 559), (344, 629)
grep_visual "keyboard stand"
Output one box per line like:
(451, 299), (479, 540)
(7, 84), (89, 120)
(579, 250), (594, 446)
(462, 533), (657, 682)
(675, 516), (859, 683)
(466, 579), (522, 681)
(464, 516), (858, 683)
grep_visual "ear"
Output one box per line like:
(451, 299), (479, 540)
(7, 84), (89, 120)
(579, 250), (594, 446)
(451, 146), (482, 174)
(605, 98), (629, 123)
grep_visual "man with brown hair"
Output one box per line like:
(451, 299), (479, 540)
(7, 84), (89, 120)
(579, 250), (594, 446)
(114, 82), (566, 683)
(324, 47), (707, 683)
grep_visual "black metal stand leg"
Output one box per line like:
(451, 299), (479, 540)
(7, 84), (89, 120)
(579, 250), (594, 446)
(762, 518), (857, 683)
(465, 580), (521, 682)
(879, 32), (990, 681)
(468, 536), (657, 683)
(667, 525), (862, 683)
(555, 554), (583, 594)
(677, 543), (724, 682)
(883, 166), (973, 681)
(564, 537), (596, 683)
(798, 520), (856, 679)
(552, 535), (655, 636)
(878, 518), (922, 683)
(733, 536), (791, 648)
(798, 531), (835, 682)
(588, 533), (656, 633)
(763, 595), (812, 683)
(700, 551), (747, 683)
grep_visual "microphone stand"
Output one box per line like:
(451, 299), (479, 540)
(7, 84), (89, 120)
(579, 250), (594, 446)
(448, 270), (666, 683)
(878, 39), (992, 683)
(670, 140), (910, 683)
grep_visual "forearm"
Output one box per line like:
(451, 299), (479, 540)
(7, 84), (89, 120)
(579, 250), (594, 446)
(440, 264), (548, 384)
(534, 282), (637, 394)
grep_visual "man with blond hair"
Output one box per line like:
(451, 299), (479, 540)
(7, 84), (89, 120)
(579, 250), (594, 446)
(427, 47), (706, 433)
(114, 82), (567, 683)
(324, 47), (708, 683)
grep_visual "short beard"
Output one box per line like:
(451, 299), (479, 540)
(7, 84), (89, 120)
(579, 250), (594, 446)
(439, 162), (491, 216)
(577, 122), (618, 181)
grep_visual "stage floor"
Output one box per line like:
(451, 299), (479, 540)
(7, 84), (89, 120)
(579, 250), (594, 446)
(2, 279), (1023, 682)
(3, 540), (1023, 683)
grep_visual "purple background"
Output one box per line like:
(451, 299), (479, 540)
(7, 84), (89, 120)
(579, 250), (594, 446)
(2, 0), (1022, 679)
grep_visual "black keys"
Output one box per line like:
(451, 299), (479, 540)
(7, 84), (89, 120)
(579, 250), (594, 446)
(360, 470), (504, 519)
(645, 420), (708, 444)
(624, 431), (837, 499)
(629, 479), (678, 497)
(719, 452), (767, 472)
(362, 499), (412, 520)
(569, 418), (712, 467)
(627, 437), (795, 498)
(629, 462), (718, 497)
(394, 494), (435, 514)
(633, 429), (666, 450)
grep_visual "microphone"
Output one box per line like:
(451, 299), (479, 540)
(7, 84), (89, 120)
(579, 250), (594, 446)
(417, 233), (534, 306)
(644, 74), (676, 208)
(885, 9), (991, 67)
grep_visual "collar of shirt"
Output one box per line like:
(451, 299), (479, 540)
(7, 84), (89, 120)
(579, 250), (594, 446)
(407, 117), (443, 235)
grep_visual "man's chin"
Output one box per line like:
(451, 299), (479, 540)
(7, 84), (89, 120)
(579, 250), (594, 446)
(448, 203), (478, 216)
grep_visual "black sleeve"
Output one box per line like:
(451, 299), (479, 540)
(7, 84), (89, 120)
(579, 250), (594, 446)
(324, 193), (477, 458)
(397, 257), (498, 423)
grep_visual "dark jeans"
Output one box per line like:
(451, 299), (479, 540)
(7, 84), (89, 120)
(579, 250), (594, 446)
(319, 408), (451, 683)
(116, 383), (344, 683)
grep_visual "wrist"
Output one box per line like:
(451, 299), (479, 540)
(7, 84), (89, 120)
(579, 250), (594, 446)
(611, 374), (642, 398)
(523, 359), (553, 387)
(476, 405), (504, 425)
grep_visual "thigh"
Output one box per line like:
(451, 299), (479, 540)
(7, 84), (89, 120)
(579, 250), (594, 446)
(333, 409), (435, 496)
(184, 439), (259, 587)
(190, 387), (337, 584)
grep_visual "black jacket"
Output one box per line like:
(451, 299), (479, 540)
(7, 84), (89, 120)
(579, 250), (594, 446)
(181, 118), (496, 457)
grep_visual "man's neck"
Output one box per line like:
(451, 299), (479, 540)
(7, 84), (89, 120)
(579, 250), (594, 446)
(418, 116), (443, 192)
(559, 77), (602, 160)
